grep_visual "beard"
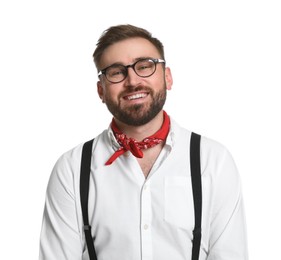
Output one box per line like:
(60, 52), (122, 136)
(104, 84), (167, 126)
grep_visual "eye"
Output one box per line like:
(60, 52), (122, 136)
(136, 60), (154, 71)
(107, 65), (126, 77)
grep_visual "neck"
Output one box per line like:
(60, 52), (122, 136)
(113, 111), (165, 141)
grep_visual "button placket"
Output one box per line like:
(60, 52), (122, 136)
(140, 181), (153, 260)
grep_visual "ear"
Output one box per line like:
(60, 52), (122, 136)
(165, 67), (173, 90)
(97, 81), (105, 102)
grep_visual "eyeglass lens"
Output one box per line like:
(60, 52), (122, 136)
(105, 59), (157, 83)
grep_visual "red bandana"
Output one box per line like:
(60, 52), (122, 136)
(105, 111), (170, 165)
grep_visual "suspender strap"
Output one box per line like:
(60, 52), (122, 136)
(80, 139), (97, 260)
(190, 132), (202, 260)
(80, 133), (202, 260)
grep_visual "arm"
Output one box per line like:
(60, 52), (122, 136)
(39, 154), (83, 260)
(207, 148), (248, 260)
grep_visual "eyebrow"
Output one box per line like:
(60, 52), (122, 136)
(105, 57), (155, 68)
(101, 57), (160, 73)
(132, 56), (153, 62)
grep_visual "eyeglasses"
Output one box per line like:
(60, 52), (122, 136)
(98, 58), (166, 84)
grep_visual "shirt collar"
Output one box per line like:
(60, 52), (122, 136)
(107, 117), (176, 150)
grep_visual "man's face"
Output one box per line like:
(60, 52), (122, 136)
(97, 37), (173, 126)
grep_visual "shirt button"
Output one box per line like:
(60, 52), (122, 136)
(143, 224), (149, 230)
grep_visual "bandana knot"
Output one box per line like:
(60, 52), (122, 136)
(105, 111), (170, 165)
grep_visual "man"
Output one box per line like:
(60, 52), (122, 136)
(39, 24), (248, 260)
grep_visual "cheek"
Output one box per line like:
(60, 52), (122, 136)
(102, 85), (122, 102)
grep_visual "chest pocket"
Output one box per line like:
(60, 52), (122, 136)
(164, 176), (194, 230)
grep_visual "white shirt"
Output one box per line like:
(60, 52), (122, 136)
(39, 118), (248, 260)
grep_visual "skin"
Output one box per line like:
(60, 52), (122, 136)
(97, 37), (173, 142)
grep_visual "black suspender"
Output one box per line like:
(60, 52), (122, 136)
(80, 139), (97, 260)
(80, 133), (202, 260)
(190, 132), (202, 260)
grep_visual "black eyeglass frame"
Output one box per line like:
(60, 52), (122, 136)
(97, 58), (166, 83)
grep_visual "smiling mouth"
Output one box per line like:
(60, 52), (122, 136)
(124, 92), (148, 101)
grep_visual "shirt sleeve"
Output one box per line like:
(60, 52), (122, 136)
(39, 153), (83, 260)
(206, 147), (248, 260)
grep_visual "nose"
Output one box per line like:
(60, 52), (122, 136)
(124, 67), (140, 87)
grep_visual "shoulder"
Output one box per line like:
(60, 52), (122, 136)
(54, 130), (108, 168)
(47, 142), (85, 193)
(171, 119), (239, 179)
(199, 135), (240, 186)
(54, 142), (84, 173)
(170, 118), (229, 154)
(200, 135), (230, 159)
(48, 131), (106, 184)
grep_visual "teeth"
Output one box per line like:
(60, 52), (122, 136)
(127, 93), (147, 100)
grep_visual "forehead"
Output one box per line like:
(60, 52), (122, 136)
(99, 37), (161, 68)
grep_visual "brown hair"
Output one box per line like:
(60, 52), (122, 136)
(93, 24), (165, 70)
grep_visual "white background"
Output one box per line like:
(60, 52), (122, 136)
(0, 0), (280, 259)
